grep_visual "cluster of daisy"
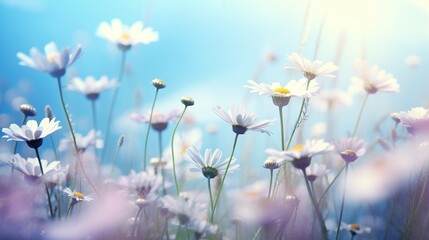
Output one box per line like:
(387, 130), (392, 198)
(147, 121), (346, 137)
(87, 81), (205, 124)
(2, 14), (429, 240)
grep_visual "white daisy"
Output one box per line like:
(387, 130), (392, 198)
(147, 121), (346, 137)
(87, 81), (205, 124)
(286, 53), (339, 80)
(117, 170), (162, 202)
(351, 59), (399, 94)
(17, 41), (81, 78)
(341, 222), (371, 236)
(96, 18), (158, 50)
(213, 104), (273, 135)
(186, 146), (239, 179)
(394, 107), (429, 134)
(4, 154), (63, 182)
(59, 129), (103, 152)
(63, 187), (93, 202)
(267, 139), (333, 170)
(2, 118), (61, 148)
(130, 110), (180, 132)
(68, 75), (117, 100)
(245, 78), (319, 107)
(160, 195), (207, 226)
(334, 137), (366, 163)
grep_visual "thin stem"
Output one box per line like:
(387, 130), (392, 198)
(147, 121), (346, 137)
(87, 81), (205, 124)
(57, 77), (98, 195)
(102, 50), (127, 163)
(279, 106), (285, 151)
(170, 106), (188, 194)
(352, 93), (369, 137)
(133, 208), (143, 240)
(91, 100), (97, 132)
(318, 164), (346, 204)
(335, 163), (349, 240)
(158, 131), (167, 195)
(211, 133), (239, 222)
(268, 169), (274, 199)
(49, 135), (59, 161)
(35, 147), (54, 219)
(143, 89), (160, 171)
(302, 170), (329, 240)
(109, 142), (122, 179)
(208, 178), (214, 219)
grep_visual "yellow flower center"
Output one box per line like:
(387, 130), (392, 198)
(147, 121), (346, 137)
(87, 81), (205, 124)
(350, 224), (360, 230)
(121, 33), (131, 40)
(47, 53), (59, 63)
(292, 145), (304, 151)
(73, 191), (85, 199)
(341, 149), (355, 155)
(274, 87), (290, 94)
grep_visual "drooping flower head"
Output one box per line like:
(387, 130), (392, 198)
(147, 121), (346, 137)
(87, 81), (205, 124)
(334, 137), (366, 163)
(19, 104), (37, 117)
(351, 59), (399, 94)
(245, 78), (319, 107)
(305, 163), (329, 182)
(267, 139), (333, 170)
(393, 107), (429, 135)
(130, 110), (180, 132)
(186, 146), (239, 179)
(17, 42), (81, 78)
(96, 18), (159, 50)
(68, 75), (117, 100)
(213, 105), (273, 135)
(286, 53), (339, 80)
(2, 118), (61, 149)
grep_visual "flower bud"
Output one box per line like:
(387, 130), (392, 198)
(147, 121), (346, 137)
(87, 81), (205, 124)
(181, 96), (194, 107)
(20, 104), (36, 117)
(152, 78), (166, 89)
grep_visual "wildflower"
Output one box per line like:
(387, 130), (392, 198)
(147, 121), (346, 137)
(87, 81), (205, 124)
(17, 42), (81, 78)
(305, 163), (329, 182)
(2, 117), (61, 149)
(3, 154), (62, 183)
(96, 18), (158, 50)
(262, 154), (284, 170)
(117, 171), (162, 202)
(130, 110), (180, 132)
(245, 78), (319, 107)
(341, 222), (371, 236)
(152, 78), (166, 89)
(213, 104), (273, 135)
(186, 146), (239, 179)
(189, 220), (218, 239)
(351, 59), (399, 94)
(160, 195), (207, 226)
(63, 187), (93, 204)
(334, 137), (366, 163)
(394, 107), (429, 134)
(286, 53), (339, 80)
(19, 104), (36, 117)
(181, 96), (195, 106)
(59, 129), (103, 152)
(68, 75), (117, 100)
(267, 139), (333, 170)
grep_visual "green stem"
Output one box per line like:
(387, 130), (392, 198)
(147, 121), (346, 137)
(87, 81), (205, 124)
(211, 133), (239, 222)
(57, 77), (98, 195)
(49, 135), (59, 161)
(352, 93), (369, 137)
(208, 178), (214, 219)
(102, 50), (127, 163)
(133, 208), (143, 240)
(35, 147), (54, 219)
(268, 169), (274, 199)
(318, 164), (346, 204)
(279, 106), (285, 151)
(170, 106), (188, 194)
(143, 89), (160, 171)
(303, 170), (328, 240)
(335, 163), (349, 240)
(91, 100), (97, 132)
